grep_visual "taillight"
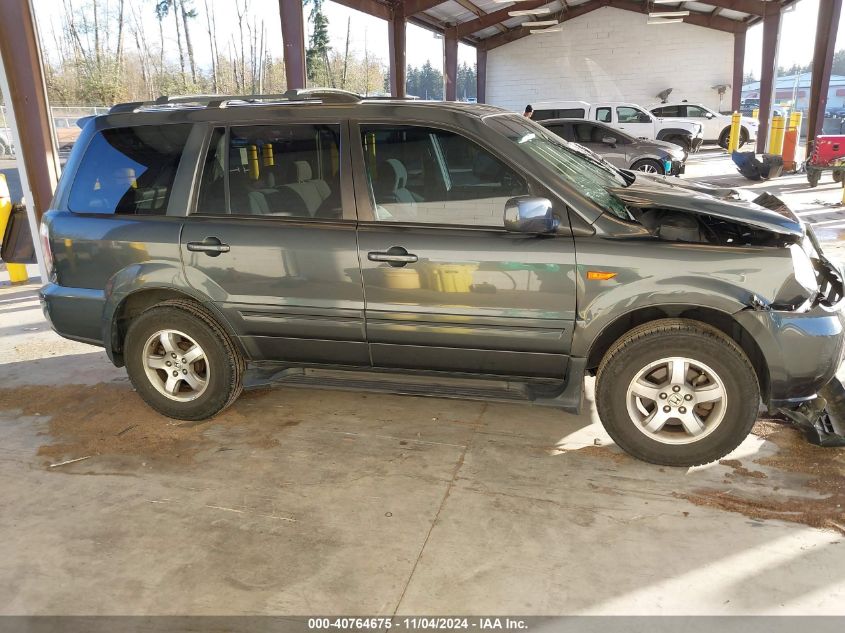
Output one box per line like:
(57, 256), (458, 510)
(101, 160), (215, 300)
(39, 220), (54, 279)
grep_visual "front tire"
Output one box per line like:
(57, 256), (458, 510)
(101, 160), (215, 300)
(595, 319), (759, 467)
(124, 299), (244, 420)
(631, 159), (664, 175)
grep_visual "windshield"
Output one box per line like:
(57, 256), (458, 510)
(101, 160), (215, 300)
(488, 114), (631, 219)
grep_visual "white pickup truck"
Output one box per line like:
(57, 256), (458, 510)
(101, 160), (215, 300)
(531, 100), (704, 155)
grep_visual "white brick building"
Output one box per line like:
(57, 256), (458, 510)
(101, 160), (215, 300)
(487, 6), (735, 114)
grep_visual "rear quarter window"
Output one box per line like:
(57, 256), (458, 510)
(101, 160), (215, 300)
(67, 124), (192, 215)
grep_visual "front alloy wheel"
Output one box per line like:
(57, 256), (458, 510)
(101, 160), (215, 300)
(626, 357), (727, 444)
(596, 319), (759, 466)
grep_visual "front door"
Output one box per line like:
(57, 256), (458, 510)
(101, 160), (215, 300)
(615, 105), (654, 140)
(180, 123), (368, 365)
(353, 123), (577, 378)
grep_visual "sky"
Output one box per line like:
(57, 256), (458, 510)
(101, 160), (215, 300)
(31, 0), (845, 80)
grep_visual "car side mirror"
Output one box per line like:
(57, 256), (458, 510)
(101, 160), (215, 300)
(504, 196), (558, 234)
(705, 112), (715, 119)
(602, 136), (617, 146)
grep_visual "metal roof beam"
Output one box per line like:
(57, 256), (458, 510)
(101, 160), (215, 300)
(697, 0), (766, 16)
(481, 1), (604, 50)
(403, 0), (449, 15)
(457, 0), (553, 37)
(329, 0), (392, 21)
(606, 0), (747, 33)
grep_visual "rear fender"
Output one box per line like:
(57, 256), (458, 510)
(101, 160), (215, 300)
(102, 262), (238, 365)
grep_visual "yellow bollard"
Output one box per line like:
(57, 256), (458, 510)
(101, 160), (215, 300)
(789, 110), (803, 132)
(769, 114), (786, 155)
(752, 108), (759, 120)
(727, 111), (742, 152)
(261, 143), (274, 166)
(247, 144), (260, 181)
(0, 174), (29, 283)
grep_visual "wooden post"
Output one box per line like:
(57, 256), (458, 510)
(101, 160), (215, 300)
(444, 27), (458, 101)
(279, 0), (306, 90)
(756, 5), (782, 154)
(0, 0), (57, 280)
(388, 7), (406, 97)
(477, 47), (487, 104)
(807, 0), (843, 152)
(731, 30), (746, 113)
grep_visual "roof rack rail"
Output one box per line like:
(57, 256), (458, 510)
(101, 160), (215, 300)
(108, 88), (363, 114)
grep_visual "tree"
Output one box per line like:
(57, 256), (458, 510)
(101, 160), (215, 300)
(305, 0), (332, 86)
(833, 49), (845, 76)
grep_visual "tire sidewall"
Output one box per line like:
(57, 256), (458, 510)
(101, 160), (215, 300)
(125, 306), (236, 420)
(597, 329), (759, 466)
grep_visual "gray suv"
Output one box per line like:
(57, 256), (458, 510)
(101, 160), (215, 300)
(7, 90), (845, 466)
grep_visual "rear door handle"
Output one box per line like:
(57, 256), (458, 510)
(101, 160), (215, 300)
(187, 237), (230, 256)
(367, 246), (418, 267)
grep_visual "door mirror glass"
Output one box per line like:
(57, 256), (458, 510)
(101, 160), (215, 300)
(602, 136), (617, 145)
(705, 112), (716, 119)
(504, 196), (558, 233)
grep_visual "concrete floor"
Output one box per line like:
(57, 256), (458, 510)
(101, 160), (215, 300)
(1, 150), (845, 615)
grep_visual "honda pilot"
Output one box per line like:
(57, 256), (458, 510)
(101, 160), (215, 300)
(7, 89), (844, 466)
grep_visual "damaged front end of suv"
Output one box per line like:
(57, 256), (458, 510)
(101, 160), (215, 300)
(609, 176), (845, 446)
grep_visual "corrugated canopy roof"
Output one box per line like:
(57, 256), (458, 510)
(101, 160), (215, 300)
(331, 0), (800, 50)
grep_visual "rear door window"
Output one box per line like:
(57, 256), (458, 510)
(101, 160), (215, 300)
(653, 105), (681, 117)
(67, 124), (191, 215)
(195, 123), (343, 219)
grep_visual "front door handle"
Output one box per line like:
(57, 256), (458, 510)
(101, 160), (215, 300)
(187, 237), (230, 257)
(368, 246), (418, 267)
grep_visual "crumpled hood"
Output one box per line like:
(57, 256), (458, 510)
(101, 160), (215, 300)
(609, 175), (804, 238)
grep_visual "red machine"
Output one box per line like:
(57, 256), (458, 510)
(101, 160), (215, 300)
(807, 134), (845, 187)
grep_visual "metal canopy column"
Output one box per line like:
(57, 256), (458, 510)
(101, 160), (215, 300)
(732, 30), (746, 112)
(389, 7), (407, 97)
(807, 0), (843, 152)
(279, 0), (306, 90)
(444, 27), (458, 101)
(476, 47), (487, 104)
(756, 4), (782, 153)
(0, 0), (57, 280)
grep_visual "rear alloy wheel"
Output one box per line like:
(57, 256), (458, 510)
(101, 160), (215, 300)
(596, 319), (759, 466)
(631, 159), (664, 175)
(125, 300), (244, 420)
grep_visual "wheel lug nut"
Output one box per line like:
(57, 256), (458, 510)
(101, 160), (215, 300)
(684, 394), (693, 401)
(181, 358), (186, 363)
(659, 393), (667, 399)
(166, 361), (171, 367)
(663, 406), (671, 413)
(172, 371), (178, 377)
(171, 353), (177, 358)
(679, 407), (687, 414)
(182, 369), (188, 374)
(672, 386), (681, 392)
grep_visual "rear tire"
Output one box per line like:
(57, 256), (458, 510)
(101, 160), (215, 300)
(833, 170), (843, 183)
(595, 319), (759, 467)
(631, 159), (664, 175)
(124, 299), (244, 420)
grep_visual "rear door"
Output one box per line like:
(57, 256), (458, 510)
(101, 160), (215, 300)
(179, 122), (368, 365)
(352, 122), (577, 378)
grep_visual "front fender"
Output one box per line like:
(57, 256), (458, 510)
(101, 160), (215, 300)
(571, 276), (751, 358)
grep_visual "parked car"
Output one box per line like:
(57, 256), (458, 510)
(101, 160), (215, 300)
(650, 102), (759, 149)
(5, 90), (844, 467)
(531, 100), (704, 155)
(540, 118), (686, 175)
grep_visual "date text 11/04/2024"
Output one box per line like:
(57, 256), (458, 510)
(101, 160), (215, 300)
(307, 618), (529, 630)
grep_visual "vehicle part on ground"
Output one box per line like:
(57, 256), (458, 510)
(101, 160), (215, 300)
(731, 152), (783, 181)
(124, 300), (244, 420)
(596, 319), (760, 466)
(779, 377), (845, 447)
